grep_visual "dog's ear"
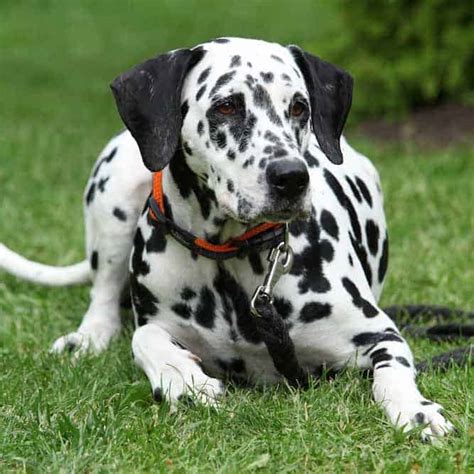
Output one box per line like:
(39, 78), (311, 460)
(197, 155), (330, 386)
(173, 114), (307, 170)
(288, 46), (353, 165)
(110, 48), (205, 171)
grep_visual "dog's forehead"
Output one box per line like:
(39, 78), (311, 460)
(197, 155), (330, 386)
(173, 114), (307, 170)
(186, 38), (304, 95)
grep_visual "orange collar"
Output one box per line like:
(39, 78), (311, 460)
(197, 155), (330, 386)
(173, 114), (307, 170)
(148, 171), (285, 260)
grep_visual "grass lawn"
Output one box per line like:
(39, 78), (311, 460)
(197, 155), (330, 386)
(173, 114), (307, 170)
(0, 1), (472, 472)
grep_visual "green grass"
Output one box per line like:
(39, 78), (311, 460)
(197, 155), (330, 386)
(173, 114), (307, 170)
(0, 1), (472, 472)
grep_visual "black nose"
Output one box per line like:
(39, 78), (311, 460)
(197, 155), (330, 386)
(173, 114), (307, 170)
(266, 159), (309, 198)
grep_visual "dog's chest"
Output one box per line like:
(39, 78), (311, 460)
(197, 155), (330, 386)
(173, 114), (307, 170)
(142, 244), (332, 383)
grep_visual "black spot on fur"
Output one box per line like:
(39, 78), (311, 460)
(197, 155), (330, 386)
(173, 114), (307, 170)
(90, 251), (98, 270)
(85, 182), (96, 205)
(216, 131), (227, 148)
(227, 149), (236, 160)
(299, 301), (332, 322)
(271, 54), (283, 63)
(281, 73), (291, 81)
(181, 100), (189, 121)
(345, 176), (362, 202)
(213, 38), (230, 44)
(131, 274), (158, 325)
(289, 219), (306, 237)
(196, 84), (206, 101)
(290, 214), (331, 294)
(370, 348), (393, 365)
(259, 158), (267, 169)
(263, 145), (273, 155)
(197, 67), (211, 84)
(421, 401), (433, 406)
(227, 179), (234, 193)
(230, 55), (241, 68)
(264, 130), (281, 144)
(320, 210), (339, 240)
(183, 141), (193, 156)
(92, 147), (117, 178)
(304, 150), (319, 168)
(252, 84), (282, 126)
(181, 287), (196, 301)
(320, 240), (334, 262)
(395, 356), (410, 367)
(197, 121), (204, 135)
(352, 331), (403, 347)
(342, 277), (378, 318)
(378, 234), (389, 283)
(350, 234), (372, 287)
(169, 149), (216, 220)
(324, 169), (361, 241)
(356, 177), (373, 207)
(97, 176), (110, 192)
(210, 71), (236, 97)
(131, 228), (150, 276)
(365, 220), (379, 256)
(235, 112), (257, 153)
(113, 207), (127, 221)
(213, 266), (259, 343)
(171, 303), (192, 319)
(237, 196), (252, 219)
(242, 156), (255, 168)
(273, 147), (288, 158)
(145, 213), (167, 253)
(349, 254), (354, 266)
(195, 287), (216, 328)
(260, 72), (274, 83)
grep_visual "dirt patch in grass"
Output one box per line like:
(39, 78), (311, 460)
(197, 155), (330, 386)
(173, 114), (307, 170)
(353, 103), (474, 148)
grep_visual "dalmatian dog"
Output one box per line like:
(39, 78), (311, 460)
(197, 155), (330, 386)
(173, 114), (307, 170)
(0, 38), (453, 440)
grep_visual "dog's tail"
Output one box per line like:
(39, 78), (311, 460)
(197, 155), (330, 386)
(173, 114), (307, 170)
(0, 243), (91, 286)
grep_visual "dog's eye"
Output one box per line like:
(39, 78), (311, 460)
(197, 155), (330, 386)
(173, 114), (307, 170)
(291, 100), (307, 118)
(217, 100), (236, 115)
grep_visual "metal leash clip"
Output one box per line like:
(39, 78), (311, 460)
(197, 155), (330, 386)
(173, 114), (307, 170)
(250, 224), (294, 317)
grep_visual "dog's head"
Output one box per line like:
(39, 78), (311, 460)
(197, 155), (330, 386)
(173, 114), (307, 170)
(111, 38), (353, 224)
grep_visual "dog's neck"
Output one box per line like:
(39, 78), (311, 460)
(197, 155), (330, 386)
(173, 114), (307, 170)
(161, 151), (249, 244)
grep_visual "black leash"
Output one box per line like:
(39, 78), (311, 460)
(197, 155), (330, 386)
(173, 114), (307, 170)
(250, 225), (312, 386)
(383, 304), (473, 373)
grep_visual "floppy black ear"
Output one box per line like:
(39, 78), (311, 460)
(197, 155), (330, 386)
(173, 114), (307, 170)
(110, 48), (205, 171)
(288, 46), (353, 164)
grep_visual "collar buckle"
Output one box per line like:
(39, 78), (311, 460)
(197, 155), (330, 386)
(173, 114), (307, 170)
(250, 224), (294, 317)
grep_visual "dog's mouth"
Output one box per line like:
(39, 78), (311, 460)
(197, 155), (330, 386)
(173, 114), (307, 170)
(259, 206), (311, 223)
(219, 192), (311, 225)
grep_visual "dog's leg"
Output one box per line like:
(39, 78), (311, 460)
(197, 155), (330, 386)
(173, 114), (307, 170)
(132, 323), (224, 408)
(51, 135), (151, 356)
(352, 317), (454, 441)
(50, 224), (133, 356)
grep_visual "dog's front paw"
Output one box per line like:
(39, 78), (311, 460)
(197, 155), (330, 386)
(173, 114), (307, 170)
(50, 320), (120, 356)
(151, 363), (224, 410)
(384, 398), (454, 442)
